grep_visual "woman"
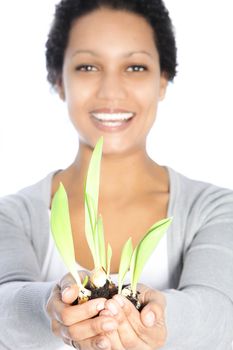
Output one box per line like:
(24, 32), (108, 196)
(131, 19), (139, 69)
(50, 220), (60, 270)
(0, 0), (233, 349)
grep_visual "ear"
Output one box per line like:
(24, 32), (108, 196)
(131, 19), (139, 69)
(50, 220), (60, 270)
(56, 77), (66, 101)
(159, 73), (169, 101)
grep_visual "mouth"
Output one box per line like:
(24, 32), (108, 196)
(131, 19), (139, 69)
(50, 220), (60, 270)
(90, 111), (135, 131)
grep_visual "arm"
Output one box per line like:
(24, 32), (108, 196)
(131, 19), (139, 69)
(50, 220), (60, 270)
(0, 195), (62, 350)
(164, 213), (233, 348)
(96, 186), (233, 349)
(164, 287), (233, 349)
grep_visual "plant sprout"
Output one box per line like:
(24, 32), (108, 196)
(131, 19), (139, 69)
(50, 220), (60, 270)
(50, 136), (173, 305)
(129, 217), (172, 297)
(50, 182), (91, 299)
(118, 238), (133, 294)
(84, 137), (113, 287)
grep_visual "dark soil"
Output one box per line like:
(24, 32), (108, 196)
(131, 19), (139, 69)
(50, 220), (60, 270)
(72, 281), (143, 311)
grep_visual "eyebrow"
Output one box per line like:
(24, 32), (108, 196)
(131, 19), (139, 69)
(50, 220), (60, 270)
(72, 49), (153, 59)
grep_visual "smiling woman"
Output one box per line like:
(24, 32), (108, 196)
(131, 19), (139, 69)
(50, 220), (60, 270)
(0, 1), (233, 350)
(52, 6), (170, 154)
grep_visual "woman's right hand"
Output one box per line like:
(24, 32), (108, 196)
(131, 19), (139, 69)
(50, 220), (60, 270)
(46, 272), (118, 349)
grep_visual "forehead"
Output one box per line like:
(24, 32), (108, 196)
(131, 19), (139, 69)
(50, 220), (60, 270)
(66, 8), (157, 57)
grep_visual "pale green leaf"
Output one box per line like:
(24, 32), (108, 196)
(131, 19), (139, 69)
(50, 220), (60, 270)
(131, 217), (172, 295)
(107, 243), (112, 276)
(129, 246), (138, 295)
(97, 215), (106, 270)
(50, 183), (82, 287)
(84, 137), (103, 268)
(85, 136), (103, 214)
(85, 193), (98, 267)
(118, 237), (133, 294)
(82, 275), (89, 287)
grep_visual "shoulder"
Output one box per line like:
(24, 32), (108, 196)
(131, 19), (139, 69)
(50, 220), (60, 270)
(0, 170), (58, 233)
(168, 166), (233, 220)
(167, 167), (233, 251)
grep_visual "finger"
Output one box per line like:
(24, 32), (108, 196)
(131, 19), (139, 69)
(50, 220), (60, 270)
(138, 287), (166, 328)
(99, 309), (113, 317)
(60, 315), (118, 341)
(62, 284), (80, 304)
(137, 284), (166, 310)
(97, 310), (124, 350)
(75, 336), (111, 350)
(106, 298), (146, 350)
(59, 273), (76, 292)
(141, 302), (165, 328)
(115, 295), (166, 348)
(59, 271), (88, 304)
(52, 321), (111, 350)
(46, 283), (67, 321)
(59, 298), (106, 326)
(104, 330), (124, 350)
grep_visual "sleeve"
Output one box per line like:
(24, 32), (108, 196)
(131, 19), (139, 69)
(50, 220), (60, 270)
(0, 195), (63, 350)
(163, 187), (233, 349)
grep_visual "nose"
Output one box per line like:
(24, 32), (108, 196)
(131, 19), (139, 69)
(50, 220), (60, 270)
(96, 71), (127, 101)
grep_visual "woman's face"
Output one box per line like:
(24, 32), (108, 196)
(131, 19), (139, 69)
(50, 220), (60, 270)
(59, 7), (168, 154)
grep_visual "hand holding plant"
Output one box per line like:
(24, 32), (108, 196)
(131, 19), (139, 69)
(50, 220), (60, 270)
(50, 136), (172, 308)
(46, 270), (118, 349)
(99, 285), (167, 350)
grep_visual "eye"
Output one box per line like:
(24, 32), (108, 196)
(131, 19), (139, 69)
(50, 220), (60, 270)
(127, 65), (147, 72)
(75, 65), (98, 72)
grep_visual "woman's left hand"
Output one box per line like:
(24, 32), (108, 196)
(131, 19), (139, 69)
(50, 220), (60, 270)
(97, 284), (167, 350)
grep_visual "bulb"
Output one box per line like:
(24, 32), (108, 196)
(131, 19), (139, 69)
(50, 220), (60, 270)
(90, 267), (108, 288)
(78, 288), (91, 299)
(121, 286), (132, 297)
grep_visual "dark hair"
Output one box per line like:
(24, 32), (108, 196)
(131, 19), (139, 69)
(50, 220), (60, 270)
(46, 0), (177, 86)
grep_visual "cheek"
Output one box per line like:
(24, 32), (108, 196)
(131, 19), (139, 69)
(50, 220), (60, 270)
(134, 81), (159, 116)
(64, 74), (94, 108)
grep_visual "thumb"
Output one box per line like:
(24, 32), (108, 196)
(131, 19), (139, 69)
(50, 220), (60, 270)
(59, 271), (89, 304)
(141, 302), (165, 328)
(138, 287), (166, 328)
(61, 284), (79, 304)
(59, 273), (79, 304)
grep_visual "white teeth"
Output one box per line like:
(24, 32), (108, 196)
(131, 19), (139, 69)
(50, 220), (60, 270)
(91, 112), (134, 121)
(99, 121), (123, 127)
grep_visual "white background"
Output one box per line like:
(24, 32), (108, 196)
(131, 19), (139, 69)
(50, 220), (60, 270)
(0, 0), (233, 196)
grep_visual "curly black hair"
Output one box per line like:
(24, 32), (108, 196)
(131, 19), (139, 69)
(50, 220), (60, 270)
(46, 0), (177, 87)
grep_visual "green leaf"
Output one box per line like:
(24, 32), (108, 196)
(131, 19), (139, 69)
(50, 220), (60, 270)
(84, 137), (103, 268)
(85, 193), (98, 267)
(97, 215), (106, 270)
(118, 237), (133, 294)
(50, 183), (83, 287)
(106, 243), (112, 276)
(82, 275), (89, 287)
(130, 217), (172, 296)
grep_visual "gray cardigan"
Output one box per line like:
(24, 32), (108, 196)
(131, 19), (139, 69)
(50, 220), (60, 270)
(0, 167), (233, 349)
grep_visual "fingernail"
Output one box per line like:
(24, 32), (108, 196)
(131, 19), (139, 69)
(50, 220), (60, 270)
(96, 301), (105, 311)
(107, 302), (118, 315)
(96, 339), (108, 349)
(62, 286), (71, 298)
(144, 311), (156, 327)
(102, 321), (117, 331)
(113, 294), (125, 307)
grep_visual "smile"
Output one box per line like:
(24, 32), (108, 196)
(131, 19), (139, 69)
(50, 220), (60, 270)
(91, 112), (134, 122)
(90, 112), (135, 132)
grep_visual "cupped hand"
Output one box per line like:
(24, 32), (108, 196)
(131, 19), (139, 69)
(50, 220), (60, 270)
(46, 272), (118, 349)
(98, 284), (167, 350)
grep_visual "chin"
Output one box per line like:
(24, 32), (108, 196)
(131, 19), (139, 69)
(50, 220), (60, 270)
(102, 140), (139, 156)
(79, 133), (141, 155)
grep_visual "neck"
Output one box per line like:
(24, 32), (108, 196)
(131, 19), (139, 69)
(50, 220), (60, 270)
(64, 141), (165, 201)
